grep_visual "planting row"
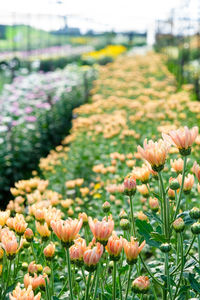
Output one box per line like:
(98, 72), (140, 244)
(0, 64), (96, 206)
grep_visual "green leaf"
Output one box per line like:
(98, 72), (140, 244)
(188, 273), (200, 293)
(136, 219), (160, 247)
(118, 264), (129, 274)
(145, 211), (163, 224)
(150, 232), (166, 243)
(194, 266), (200, 276)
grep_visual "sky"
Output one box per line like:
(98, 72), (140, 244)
(0, 0), (198, 33)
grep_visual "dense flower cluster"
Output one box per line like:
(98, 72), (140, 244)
(0, 52), (200, 299)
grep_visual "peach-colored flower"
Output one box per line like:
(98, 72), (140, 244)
(13, 214), (27, 235)
(163, 126), (198, 155)
(192, 161), (200, 182)
(137, 211), (148, 221)
(51, 218), (83, 247)
(0, 264), (2, 276)
(198, 183), (200, 193)
(177, 174), (194, 193)
(168, 188), (175, 199)
(24, 228), (34, 241)
(0, 228), (20, 258)
(9, 283), (41, 300)
(35, 222), (51, 239)
(65, 180), (76, 189)
(0, 210), (10, 227)
(137, 139), (170, 171)
(88, 215), (114, 245)
(43, 242), (55, 258)
(44, 208), (63, 227)
(170, 158), (184, 173)
(83, 242), (103, 271)
(123, 237), (146, 264)
(132, 276), (150, 293)
(69, 237), (86, 265)
(106, 232), (123, 260)
(78, 212), (88, 224)
(132, 165), (150, 183)
(75, 178), (84, 186)
(34, 209), (45, 222)
(24, 273), (48, 290)
(28, 261), (38, 274)
(6, 217), (14, 230)
(80, 187), (90, 197)
(0, 245), (4, 259)
(137, 184), (149, 197)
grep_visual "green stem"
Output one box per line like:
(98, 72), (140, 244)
(165, 252), (172, 300)
(57, 279), (68, 298)
(31, 242), (37, 262)
(81, 267), (87, 285)
(153, 285), (158, 300)
(130, 195), (136, 236)
(45, 277), (50, 300)
(176, 233), (180, 265)
(173, 156), (187, 221)
(92, 265), (100, 300)
(90, 269), (97, 293)
(85, 272), (92, 300)
(173, 233), (184, 300)
(66, 248), (74, 300)
(14, 236), (21, 277)
(103, 252), (109, 285)
(125, 265), (132, 300)
(112, 261), (117, 300)
(170, 235), (195, 276)
(51, 259), (54, 296)
(139, 254), (163, 287)
(3, 260), (11, 298)
(118, 272), (122, 300)
(158, 172), (169, 241)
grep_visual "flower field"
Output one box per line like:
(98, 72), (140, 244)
(1, 51), (200, 299)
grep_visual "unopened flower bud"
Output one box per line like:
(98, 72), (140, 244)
(37, 264), (43, 273)
(168, 188), (175, 200)
(149, 197), (159, 212)
(191, 222), (200, 235)
(24, 228), (34, 241)
(43, 266), (51, 276)
(102, 201), (111, 213)
(160, 243), (171, 253)
(189, 207), (200, 220)
(132, 276), (150, 294)
(172, 218), (185, 233)
(120, 218), (130, 231)
(119, 209), (128, 219)
(169, 180), (180, 191)
(43, 243), (55, 260)
(123, 175), (136, 196)
(109, 261), (114, 268)
(23, 240), (30, 249)
(22, 262), (28, 271)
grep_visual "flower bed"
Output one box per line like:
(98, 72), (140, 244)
(0, 64), (96, 206)
(1, 52), (200, 299)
